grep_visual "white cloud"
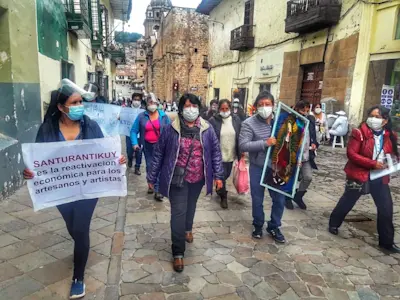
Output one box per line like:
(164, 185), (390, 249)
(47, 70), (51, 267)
(124, 0), (202, 34)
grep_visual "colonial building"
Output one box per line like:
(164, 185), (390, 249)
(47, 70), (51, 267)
(144, 2), (209, 102)
(0, 0), (131, 198)
(197, 0), (400, 129)
(115, 38), (146, 98)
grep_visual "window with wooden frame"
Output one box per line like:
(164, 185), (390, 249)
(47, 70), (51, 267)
(101, 5), (109, 48)
(244, 0), (254, 25)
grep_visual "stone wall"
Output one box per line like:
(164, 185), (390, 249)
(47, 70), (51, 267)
(279, 33), (359, 110)
(148, 7), (209, 102)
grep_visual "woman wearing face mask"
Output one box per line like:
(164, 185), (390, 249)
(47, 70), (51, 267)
(24, 88), (126, 299)
(209, 99), (242, 208)
(128, 93), (144, 174)
(329, 105), (400, 253)
(147, 93), (224, 272)
(131, 93), (171, 201)
(311, 103), (330, 143)
(232, 98), (246, 121)
(239, 91), (288, 243)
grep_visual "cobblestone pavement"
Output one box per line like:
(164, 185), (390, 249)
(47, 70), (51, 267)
(1, 145), (400, 299)
(119, 146), (400, 300)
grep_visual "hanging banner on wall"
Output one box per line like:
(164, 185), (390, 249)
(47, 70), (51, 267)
(22, 136), (127, 211)
(381, 85), (395, 109)
(119, 107), (144, 137)
(260, 102), (310, 198)
(84, 103), (121, 136)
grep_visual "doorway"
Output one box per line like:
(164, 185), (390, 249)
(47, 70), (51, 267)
(301, 63), (324, 105)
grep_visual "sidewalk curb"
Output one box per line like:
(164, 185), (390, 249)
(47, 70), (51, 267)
(105, 190), (127, 299)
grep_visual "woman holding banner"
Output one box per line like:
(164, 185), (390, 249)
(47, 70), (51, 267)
(239, 91), (287, 243)
(147, 93), (224, 272)
(23, 83), (127, 299)
(131, 93), (171, 201)
(329, 105), (400, 253)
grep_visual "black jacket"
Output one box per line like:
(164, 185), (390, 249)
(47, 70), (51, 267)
(307, 115), (318, 170)
(233, 107), (246, 121)
(36, 115), (104, 143)
(209, 114), (242, 160)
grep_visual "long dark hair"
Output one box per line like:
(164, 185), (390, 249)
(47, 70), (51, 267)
(367, 105), (399, 157)
(43, 88), (74, 123)
(218, 99), (231, 110)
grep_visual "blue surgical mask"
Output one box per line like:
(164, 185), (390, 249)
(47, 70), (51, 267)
(64, 105), (84, 121)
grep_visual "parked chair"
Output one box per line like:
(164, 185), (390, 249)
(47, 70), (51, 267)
(332, 135), (345, 149)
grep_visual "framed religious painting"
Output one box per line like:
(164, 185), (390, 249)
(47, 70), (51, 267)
(260, 102), (310, 198)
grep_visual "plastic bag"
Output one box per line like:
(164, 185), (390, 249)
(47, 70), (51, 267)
(233, 158), (250, 194)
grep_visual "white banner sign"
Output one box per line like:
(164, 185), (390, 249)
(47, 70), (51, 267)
(84, 103), (121, 136)
(370, 154), (400, 180)
(381, 85), (395, 109)
(22, 136), (127, 211)
(119, 107), (144, 136)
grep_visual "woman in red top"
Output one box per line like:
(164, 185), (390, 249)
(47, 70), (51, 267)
(329, 105), (400, 253)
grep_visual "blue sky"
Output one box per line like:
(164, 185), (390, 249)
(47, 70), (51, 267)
(125, 0), (202, 34)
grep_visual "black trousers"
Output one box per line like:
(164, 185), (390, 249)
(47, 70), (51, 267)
(57, 198), (98, 280)
(169, 180), (204, 257)
(217, 162), (233, 196)
(329, 178), (394, 247)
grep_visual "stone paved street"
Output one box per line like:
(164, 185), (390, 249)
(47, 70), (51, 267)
(0, 145), (400, 299)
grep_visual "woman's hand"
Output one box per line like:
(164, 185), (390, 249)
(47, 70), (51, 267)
(215, 180), (223, 190)
(119, 155), (127, 165)
(374, 162), (385, 170)
(133, 145), (140, 151)
(148, 183), (154, 190)
(23, 168), (34, 180)
(265, 137), (277, 147)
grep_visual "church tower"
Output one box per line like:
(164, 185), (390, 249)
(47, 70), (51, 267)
(143, 0), (172, 39)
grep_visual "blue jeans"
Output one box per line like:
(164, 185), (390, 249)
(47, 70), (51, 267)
(249, 164), (286, 230)
(126, 136), (143, 168)
(143, 141), (159, 192)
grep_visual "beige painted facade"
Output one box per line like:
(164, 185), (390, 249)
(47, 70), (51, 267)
(206, 0), (361, 113)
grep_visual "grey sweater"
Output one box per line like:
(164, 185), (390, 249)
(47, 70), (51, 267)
(239, 115), (272, 168)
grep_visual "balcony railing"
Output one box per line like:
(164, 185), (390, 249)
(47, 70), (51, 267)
(107, 43), (126, 65)
(230, 25), (255, 52)
(63, 0), (91, 38)
(285, 0), (341, 34)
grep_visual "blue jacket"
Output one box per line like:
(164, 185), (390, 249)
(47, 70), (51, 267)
(147, 117), (224, 198)
(36, 115), (104, 142)
(130, 109), (170, 146)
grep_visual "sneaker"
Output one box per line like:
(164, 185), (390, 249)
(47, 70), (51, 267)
(134, 167), (141, 175)
(267, 227), (286, 243)
(70, 279), (85, 299)
(252, 227), (263, 239)
(128, 160), (133, 168)
(154, 192), (164, 201)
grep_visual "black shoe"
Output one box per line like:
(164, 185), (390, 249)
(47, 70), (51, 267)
(285, 198), (294, 210)
(379, 244), (400, 254)
(148, 187), (154, 194)
(328, 226), (339, 235)
(154, 193), (163, 201)
(128, 160), (133, 168)
(134, 168), (141, 175)
(267, 227), (286, 243)
(252, 227), (263, 239)
(220, 192), (228, 209)
(293, 191), (307, 210)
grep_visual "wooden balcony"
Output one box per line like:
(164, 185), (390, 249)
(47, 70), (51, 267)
(230, 25), (254, 52)
(107, 44), (126, 65)
(63, 0), (91, 39)
(285, 0), (341, 34)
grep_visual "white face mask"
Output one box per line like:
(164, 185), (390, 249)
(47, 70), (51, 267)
(258, 106), (273, 119)
(183, 106), (199, 122)
(233, 103), (239, 108)
(147, 104), (157, 112)
(315, 108), (322, 114)
(132, 101), (141, 108)
(366, 117), (384, 131)
(220, 111), (231, 118)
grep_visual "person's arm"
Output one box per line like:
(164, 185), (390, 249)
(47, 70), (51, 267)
(323, 114), (330, 138)
(307, 116), (318, 148)
(130, 115), (140, 146)
(209, 126), (224, 180)
(239, 121), (266, 153)
(146, 126), (168, 184)
(35, 124), (45, 143)
(331, 118), (340, 130)
(347, 129), (376, 169)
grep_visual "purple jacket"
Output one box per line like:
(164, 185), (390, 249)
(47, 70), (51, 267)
(147, 117), (224, 198)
